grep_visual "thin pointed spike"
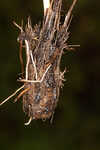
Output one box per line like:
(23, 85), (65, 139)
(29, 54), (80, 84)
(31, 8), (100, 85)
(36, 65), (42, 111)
(13, 21), (23, 32)
(43, 0), (50, 17)
(64, 0), (77, 27)
(14, 87), (30, 103)
(24, 117), (32, 126)
(28, 16), (32, 28)
(68, 44), (80, 47)
(0, 85), (24, 106)
(40, 64), (51, 82)
(25, 40), (30, 80)
(18, 79), (40, 83)
(30, 51), (38, 80)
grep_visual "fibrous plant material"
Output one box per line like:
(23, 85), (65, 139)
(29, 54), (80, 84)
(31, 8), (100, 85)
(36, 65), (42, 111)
(0, 0), (77, 125)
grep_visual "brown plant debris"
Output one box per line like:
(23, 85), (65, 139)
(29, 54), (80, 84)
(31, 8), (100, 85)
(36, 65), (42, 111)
(0, 0), (77, 125)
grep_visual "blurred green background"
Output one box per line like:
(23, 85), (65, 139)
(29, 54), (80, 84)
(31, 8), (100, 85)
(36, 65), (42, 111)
(0, 0), (100, 150)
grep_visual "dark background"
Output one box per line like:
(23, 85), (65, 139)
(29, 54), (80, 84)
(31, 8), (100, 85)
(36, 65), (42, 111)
(0, 0), (100, 150)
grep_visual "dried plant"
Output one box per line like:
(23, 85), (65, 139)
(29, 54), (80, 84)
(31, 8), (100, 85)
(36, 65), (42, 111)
(0, 0), (77, 125)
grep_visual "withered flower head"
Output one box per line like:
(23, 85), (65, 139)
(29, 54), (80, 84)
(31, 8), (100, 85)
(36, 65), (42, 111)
(0, 0), (77, 125)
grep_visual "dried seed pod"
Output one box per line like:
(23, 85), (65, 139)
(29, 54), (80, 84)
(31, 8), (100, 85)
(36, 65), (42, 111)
(0, 0), (77, 125)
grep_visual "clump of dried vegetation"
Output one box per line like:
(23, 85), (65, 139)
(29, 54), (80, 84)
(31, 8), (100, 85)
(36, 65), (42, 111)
(0, 0), (77, 125)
